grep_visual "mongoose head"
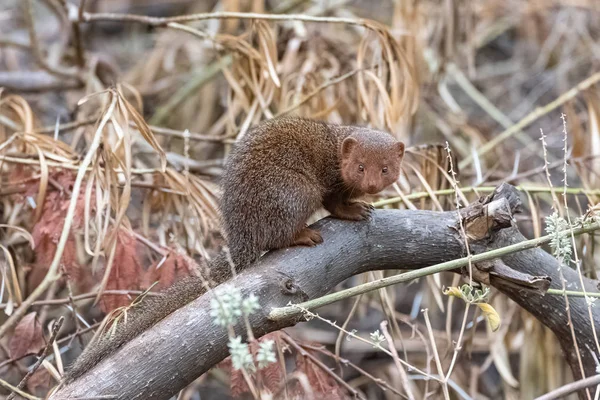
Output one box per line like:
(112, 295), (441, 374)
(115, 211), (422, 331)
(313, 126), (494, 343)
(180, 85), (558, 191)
(340, 129), (405, 195)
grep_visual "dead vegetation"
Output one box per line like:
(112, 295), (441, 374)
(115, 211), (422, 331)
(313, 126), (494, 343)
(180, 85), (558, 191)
(0, 0), (600, 399)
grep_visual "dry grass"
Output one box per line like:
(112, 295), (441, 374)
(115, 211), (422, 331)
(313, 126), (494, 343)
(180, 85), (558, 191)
(0, 0), (599, 399)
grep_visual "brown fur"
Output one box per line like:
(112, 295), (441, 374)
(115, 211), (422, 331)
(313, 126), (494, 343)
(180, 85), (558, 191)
(218, 118), (404, 271)
(63, 118), (404, 383)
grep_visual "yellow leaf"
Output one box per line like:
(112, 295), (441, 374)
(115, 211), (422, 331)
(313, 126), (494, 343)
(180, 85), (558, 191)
(443, 286), (465, 300)
(477, 303), (501, 332)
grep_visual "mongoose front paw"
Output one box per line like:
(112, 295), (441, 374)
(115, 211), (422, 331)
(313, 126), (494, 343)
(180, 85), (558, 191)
(292, 227), (324, 247)
(349, 201), (374, 221)
(331, 201), (373, 221)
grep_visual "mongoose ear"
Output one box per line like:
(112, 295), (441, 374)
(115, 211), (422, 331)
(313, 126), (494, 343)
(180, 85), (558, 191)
(341, 137), (358, 158)
(396, 142), (405, 158)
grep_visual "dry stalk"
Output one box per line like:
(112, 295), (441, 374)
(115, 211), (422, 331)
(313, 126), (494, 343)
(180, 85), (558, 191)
(380, 321), (415, 400)
(540, 126), (590, 400)
(0, 91), (117, 339)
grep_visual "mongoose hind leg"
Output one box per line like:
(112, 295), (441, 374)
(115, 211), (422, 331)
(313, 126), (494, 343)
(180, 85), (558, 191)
(291, 227), (323, 247)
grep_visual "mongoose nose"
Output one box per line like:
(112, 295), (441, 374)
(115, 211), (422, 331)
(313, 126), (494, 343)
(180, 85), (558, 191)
(367, 184), (378, 193)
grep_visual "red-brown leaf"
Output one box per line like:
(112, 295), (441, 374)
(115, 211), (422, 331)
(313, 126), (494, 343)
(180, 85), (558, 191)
(9, 312), (44, 359)
(145, 250), (198, 291)
(28, 171), (92, 290)
(222, 332), (286, 398)
(27, 368), (53, 396)
(293, 349), (347, 399)
(99, 229), (146, 313)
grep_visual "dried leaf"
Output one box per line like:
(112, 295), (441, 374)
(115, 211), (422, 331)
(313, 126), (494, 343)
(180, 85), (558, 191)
(443, 286), (464, 299)
(28, 172), (88, 289)
(9, 312), (44, 359)
(478, 302), (501, 332)
(293, 350), (346, 399)
(27, 368), (53, 396)
(492, 335), (519, 388)
(144, 249), (198, 290)
(221, 332), (285, 398)
(99, 229), (147, 313)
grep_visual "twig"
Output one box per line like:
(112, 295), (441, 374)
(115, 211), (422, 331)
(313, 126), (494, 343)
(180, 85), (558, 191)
(380, 321), (415, 400)
(23, 0), (80, 81)
(534, 374), (600, 400)
(32, 118), (234, 143)
(301, 343), (406, 397)
(459, 71), (600, 169)
(373, 185), (600, 208)
(80, 11), (370, 28)
(0, 38), (31, 50)
(488, 155), (600, 186)
(141, 123), (234, 144)
(422, 309), (450, 400)
(292, 307), (435, 380)
(0, 71), (80, 92)
(0, 290), (154, 309)
(70, 0), (87, 67)
(34, 117), (98, 134)
(0, 378), (41, 400)
(269, 221), (600, 320)
(560, 113), (600, 363)
(408, 374), (474, 400)
(0, 322), (101, 370)
(0, 181), (185, 197)
(334, 294), (363, 366)
(547, 289), (600, 298)
(443, 303), (471, 385)
(0, 155), (159, 175)
(7, 317), (65, 400)
(540, 125), (589, 398)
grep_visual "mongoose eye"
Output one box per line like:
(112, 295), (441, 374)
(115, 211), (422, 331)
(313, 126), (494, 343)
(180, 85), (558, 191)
(358, 164), (365, 172)
(382, 166), (388, 174)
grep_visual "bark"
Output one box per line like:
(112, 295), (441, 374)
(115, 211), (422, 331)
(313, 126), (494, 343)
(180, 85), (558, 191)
(51, 184), (600, 400)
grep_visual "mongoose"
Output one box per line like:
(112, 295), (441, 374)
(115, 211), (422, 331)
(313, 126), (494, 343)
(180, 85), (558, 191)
(63, 118), (405, 382)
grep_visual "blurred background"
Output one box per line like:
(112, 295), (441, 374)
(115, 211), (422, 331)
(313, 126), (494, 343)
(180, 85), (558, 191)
(0, 0), (600, 399)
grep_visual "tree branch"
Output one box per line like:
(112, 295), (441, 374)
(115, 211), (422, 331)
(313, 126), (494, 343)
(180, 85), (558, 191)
(50, 184), (600, 399)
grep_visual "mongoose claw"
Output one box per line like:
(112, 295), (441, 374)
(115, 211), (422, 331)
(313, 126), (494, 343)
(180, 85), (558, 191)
(292, 227), (323, 247)
(353, 201), (373, 221)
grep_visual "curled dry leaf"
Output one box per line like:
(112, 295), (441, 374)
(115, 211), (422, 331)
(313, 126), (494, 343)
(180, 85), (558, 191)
(9, 312), (44, 359)
(443, 286), (464, 299)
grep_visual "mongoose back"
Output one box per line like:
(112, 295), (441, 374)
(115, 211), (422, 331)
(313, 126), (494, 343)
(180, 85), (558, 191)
(63, 118), (405, 383)
(219, 118), (405, 270)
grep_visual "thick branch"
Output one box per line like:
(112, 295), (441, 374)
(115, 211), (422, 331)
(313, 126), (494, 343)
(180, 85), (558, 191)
(51, 185), (600, 399)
